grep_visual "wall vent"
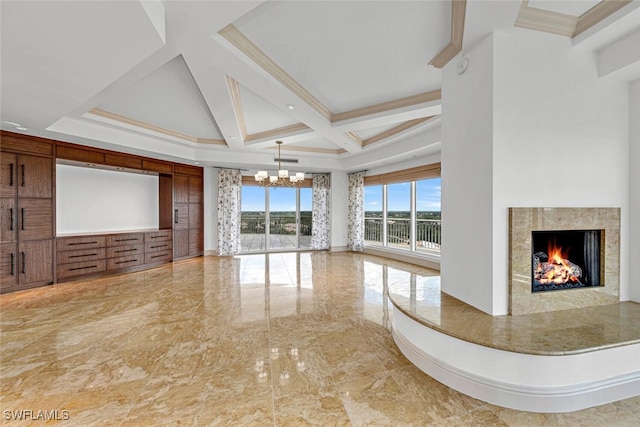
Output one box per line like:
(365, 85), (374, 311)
(274, 158), (299, 164)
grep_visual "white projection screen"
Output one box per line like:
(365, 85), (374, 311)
(56, 163), (159, 234)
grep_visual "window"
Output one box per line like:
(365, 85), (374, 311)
(363, 164), (441, 256)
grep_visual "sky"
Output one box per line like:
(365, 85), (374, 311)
(241, 177), (441, 212)
(364, 178), (441, 211)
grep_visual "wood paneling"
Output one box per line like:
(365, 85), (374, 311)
(189, 204), (202, 229)
(145, 251), (172, 264)
(106, 243), (143, 259)
(104, 154), (142, 170)
(159, 174), (173, 230)
(174, 204), (189, 230)
(174, 230), (189, 259)
(56, 145), (104, 164)
(145, 240), (172, 253)
(19, 239), (53, 285)
(57, 248), (106, 265)
(142, 159), (172, 174)
(174, 175), (189, 203)
(18, 199), (53, 240)
(189, 229), (204, 255)
(57, 259), (106, 280)
(0, 153), (17, 197)
(0, 133), (53, 156)
(106, 233), (143, 246)
(19, 155), (52, 198)
(189, 177), (202, 204)
(57, 235), (106, 251)
(0, 243), (18, 289)
(107, 256), (144, 270)
(0, 198), (16, 243)
(174, 164), (202, 176)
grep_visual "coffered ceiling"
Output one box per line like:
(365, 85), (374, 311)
(1, 1), (639, 174)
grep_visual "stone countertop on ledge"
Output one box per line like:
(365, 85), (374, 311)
(388, 277), (640, 356)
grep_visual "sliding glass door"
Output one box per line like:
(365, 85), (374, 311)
(240, 186), (312, 252)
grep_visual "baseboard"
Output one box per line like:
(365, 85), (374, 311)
(330, 246), (348, 252)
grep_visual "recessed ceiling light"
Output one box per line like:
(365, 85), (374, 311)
(194, 162), (200, 165)
(286, 104), (294, 110)
(15, 126), (28, 131)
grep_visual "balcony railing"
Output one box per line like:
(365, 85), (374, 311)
(364, 217), (441, 252)
(240, 213), (312, 236)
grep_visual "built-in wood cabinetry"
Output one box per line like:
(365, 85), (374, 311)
(0, 131), (204, 293)
(56, 230), (172, 281)
(1, 135), (54, 293)
(173, 165), (203, 260)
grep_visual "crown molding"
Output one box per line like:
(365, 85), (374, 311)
(226, 76), (248, 141)
(88, 108), (226, 145)
(332, 90), (441, 123)
(429, 0), (467, 68)
(515, 0), (633, 38)
(362, 117), (434, 147)
(219, 24), (333, 121)
(245, 123), (311, 143)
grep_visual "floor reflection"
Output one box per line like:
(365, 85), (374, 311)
(1, 252), (639, 425)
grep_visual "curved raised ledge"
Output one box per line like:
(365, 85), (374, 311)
(388, 278), (640, 413)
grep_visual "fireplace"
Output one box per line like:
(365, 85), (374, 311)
(531, 230), (602, 292)
(509, 208), (620, 315)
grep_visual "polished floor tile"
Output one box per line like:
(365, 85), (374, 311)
(1, 252), (639, 426)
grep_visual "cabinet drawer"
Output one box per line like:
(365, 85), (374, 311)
(107, 244), (143, 259)
(107, 256), (144, 270)
(57, 236), (106, 251)
(106, 233), (144, 247)
(145, 240), (172, 253)
(145, 251), (172, 264)
(57, 248), (105, 264)
(57, 259), (106, 279)
(145, 230), (172, 243)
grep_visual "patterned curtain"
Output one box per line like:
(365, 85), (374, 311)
(311, 174), (330, 250)
(217, 169), (242, 256)
(347, 171), (365, 252)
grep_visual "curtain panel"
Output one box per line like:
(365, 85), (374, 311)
(311, 174), (330, 250)
(217, 169), (242, 256)
(347, 171), (365, 252)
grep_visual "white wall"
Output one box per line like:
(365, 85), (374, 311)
(56, 164), (159, 234)
(330, 171), (348, 250)
(441, 29), (631, 315)
(204, 167), (218, 254)
(441, 34), (496, 314)
(630, 80), (640, 302)
(493, 29), (630, 307)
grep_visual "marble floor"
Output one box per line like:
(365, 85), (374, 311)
(1, 252), (639, 426)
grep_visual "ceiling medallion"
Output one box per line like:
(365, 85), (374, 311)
(254, 141), (305, 187)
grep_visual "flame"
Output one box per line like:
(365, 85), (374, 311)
(534, 240), (580, 285)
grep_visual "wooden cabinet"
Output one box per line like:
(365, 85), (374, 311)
(0, 138), (54, 293)
(56, 230), (172, 281)
(173, 169), (203, 260)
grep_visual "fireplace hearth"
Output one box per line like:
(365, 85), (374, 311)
(531, 230), (602, 292)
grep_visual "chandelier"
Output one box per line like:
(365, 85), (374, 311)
(254, 140), (305, 187)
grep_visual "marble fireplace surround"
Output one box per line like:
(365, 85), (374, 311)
(509, 207), (620, 316)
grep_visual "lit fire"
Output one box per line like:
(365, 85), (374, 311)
(533, 242), (581, 285)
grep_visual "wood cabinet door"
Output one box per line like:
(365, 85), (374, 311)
(0, 198), (16, 243)
(19, 239), (53, 285)
(189, 229), (203, 256)
(189, 204), (202, 229)
(18, 155), (52, 198)
(174, 229), (189, 259)
(0, 243), (18, 290)
(174, 203), (189, 230)
(0, 153), (17, 198)
(189, 176), (202, 204)
(174, 174), (189, 204)
(18, 199), (53, 240)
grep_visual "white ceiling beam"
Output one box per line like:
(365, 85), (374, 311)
(596, 29), (640, 78)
